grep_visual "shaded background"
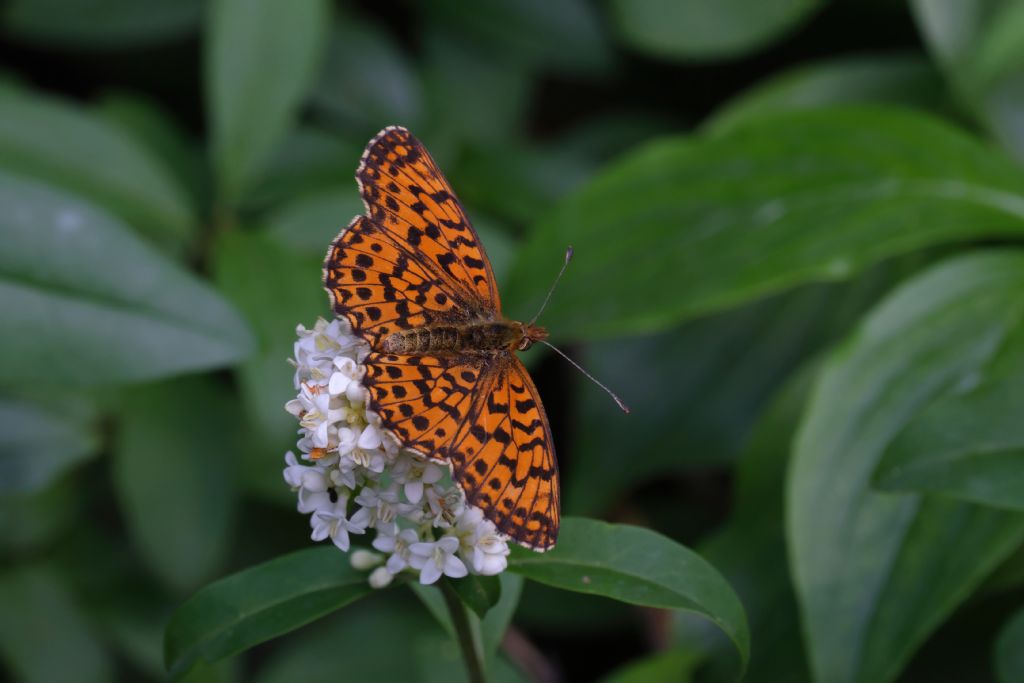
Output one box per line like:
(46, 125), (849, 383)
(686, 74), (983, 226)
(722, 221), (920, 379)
(3, 1), (1024, 682)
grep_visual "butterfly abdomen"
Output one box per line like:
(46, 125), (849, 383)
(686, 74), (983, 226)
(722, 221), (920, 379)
(382, 321), (522, 355)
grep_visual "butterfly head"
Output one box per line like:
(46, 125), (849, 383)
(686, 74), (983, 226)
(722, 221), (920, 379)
(517, 323), (549, 351)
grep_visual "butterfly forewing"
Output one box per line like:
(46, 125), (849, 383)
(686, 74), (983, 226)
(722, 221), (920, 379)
(357, 126), (501, 312)
(323, 126), (560, 551)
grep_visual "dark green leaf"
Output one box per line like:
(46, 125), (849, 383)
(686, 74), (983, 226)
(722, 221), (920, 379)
(566, 276), (890, 516)
(212, 231), (324, 500)
(707, 52), (946, 134)
(0, 476), (82, 555)
(608, 0), (825, 62)
(312, 13), (422, 132)
(422, 0), (612, 77)
(0, 396), (100, 495)
(912, 0), (1024, 160)
(0, 565), (113, 683)
(3, 0), (201, 48)
(246, 127), (361, 211)
(112, 376), (239, 592)
(876, 328), (1024, 509)
(789, 252), (1024, 683)
(253, 592), (437, 683)
(599, 648), (701, 683)
(996, 606), (1024, 683)
(96, 92), (205, 212)
(508, 517), (749, 674)
(164, 547), (373, 677)
(480, 573), (523, 658)
(0, 88), (195, 247)
(449, 574), (501, 620)
(505, 107), (1024, 340)
(0, 172), (253, 386)
(207, 0), (330, 202)
(264, 189), (363, 255)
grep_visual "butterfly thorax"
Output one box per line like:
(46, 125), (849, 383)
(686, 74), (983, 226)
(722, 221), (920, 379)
(381, 320), (548, 356)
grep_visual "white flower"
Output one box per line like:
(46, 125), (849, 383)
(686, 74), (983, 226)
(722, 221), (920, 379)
(311, 495), (368, 551)
(283, 316), (512, 587)
(409, 536), (468, 585)
(373, 526), (420, 574)
(283, 452), (333, 513)
(392, 452), (445, 504)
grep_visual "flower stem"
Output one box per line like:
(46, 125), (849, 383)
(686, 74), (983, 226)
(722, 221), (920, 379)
(439, 578), (487, 683)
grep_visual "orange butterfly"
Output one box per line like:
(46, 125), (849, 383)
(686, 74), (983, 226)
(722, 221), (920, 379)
(323, 126), (560, 551)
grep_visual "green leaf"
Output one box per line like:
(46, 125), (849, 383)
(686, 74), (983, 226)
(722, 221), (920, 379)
(996, 606), (1024, 683)
(207, 0), (330, 202)
(480, 573), (523, 659)
(875, 328), (1024, 509)
(312, 12), (423, 131)
(246, 126), (361, 211)
(911, 0), (1024, 160)
(450, 574), (501, 620)
(96, 92), (205, 212)
(505, 106), (1024, 340)
(0, 476), (82, 555)
(508, 517), (749, 675)
(112, 376), (239, 592)
(0, 395), (100, 495)
(707, 53), (946, 134)
(253, 593), (438, 683)
(3, 0), (201, 48)
(264, 189), (364, 255)
(0, 88), (195, 248)
(421, 0), (612, 77)
(164, 547), (374, 677)
(212, 231), (325, 500)
(566, 270), (898, 516)
(608, 0), (825, 62)
(0, 565), (113, 683)
(599, 648), (701, 683)
(0, 172), (253, 386)
(789, 252), (1024, 683)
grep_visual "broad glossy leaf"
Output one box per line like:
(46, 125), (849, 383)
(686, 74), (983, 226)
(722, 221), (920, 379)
(0, 565), (113, 683)
(608, 0), (825, 61)
(0, 172), (253, 386)
(505, 107), (1024, 340)
(112, 376), (239, 592)
(508, 517), (749, 674)
(875, 328), (1024, 509)
(207, 0), (329, 202)
(313, 13), (422, 131)
(450, 574), (501, 620)
(212, 231), (324, 500)
(996, 606), (1024, 683)
(707, 53), (945, 134)
(0, 396), (100, 494)
(0, 88), (194, 247)
(789, 252), (1024, 683)
(3, 0), (201, 47)
(165, 547), (373, 677)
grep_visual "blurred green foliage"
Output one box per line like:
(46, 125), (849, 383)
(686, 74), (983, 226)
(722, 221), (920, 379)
(3, 1), (1024, 682)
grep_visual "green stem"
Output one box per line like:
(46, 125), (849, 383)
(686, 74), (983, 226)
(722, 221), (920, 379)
(439, 578), (487, 683)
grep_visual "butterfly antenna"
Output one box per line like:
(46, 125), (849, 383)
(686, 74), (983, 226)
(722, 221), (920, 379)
(539, 340), (631, 414)
(529, 246), (574, 326)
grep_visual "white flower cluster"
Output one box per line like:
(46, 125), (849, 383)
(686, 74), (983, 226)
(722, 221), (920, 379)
(282, 318), (510, 587)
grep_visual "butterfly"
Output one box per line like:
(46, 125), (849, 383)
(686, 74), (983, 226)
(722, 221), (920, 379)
(322, 126), (559, 551)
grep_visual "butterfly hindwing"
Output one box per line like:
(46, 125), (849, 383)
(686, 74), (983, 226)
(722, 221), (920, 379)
(357, 126), (502, 313)
(363, 351), (488, 458)
(450, 354), (559, 550)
